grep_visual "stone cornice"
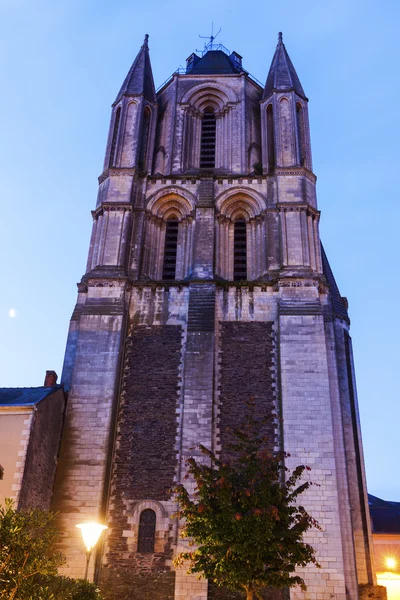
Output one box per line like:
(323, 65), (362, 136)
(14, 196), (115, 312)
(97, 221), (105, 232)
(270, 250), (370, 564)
(274, 167), (316, 183)
(92, 203), (133, 218)
(147, 167), (316, 185)
(98, 168), (137, 184)
(277, 203), (320, 217)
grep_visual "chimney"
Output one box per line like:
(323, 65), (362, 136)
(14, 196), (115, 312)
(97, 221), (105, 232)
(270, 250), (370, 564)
(44, 370), (58, 387)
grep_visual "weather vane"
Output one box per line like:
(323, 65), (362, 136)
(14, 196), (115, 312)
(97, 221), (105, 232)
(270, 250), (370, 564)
(197, 22), (221, 53)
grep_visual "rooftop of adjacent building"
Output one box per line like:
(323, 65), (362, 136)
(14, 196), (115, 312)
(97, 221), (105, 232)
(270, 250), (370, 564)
(369, 494), (400, 534)
(0, 371), (62, 407)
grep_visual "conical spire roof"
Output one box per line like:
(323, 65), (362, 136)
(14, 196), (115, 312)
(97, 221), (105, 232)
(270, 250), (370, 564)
(262, 33), (306, 101)
(114, 34), (156, 105)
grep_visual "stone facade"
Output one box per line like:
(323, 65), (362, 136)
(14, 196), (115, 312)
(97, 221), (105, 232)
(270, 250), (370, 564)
(54, 33), (379, 600)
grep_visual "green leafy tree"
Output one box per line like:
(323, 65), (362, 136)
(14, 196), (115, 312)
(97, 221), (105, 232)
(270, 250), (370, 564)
(174, 401), (321, 600)
(0, 499), (102, 599)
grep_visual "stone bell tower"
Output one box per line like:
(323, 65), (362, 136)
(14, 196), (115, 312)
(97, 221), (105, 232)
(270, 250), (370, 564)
(52, 33), (381, 600)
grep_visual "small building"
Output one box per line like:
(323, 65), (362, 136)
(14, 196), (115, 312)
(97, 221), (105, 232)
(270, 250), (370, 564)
(369, 494), (400, 600)
(0, 371), (65, 510)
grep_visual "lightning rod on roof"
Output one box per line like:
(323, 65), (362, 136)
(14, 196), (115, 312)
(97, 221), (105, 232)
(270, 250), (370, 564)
(198, 22), (222, 52)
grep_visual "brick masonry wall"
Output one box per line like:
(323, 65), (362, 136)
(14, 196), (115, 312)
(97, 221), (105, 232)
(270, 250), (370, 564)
(218, 321), (276, 455)
(213, 321), (278, 600)
(18, 389), (65, 511)
(101, 324), (182, 600)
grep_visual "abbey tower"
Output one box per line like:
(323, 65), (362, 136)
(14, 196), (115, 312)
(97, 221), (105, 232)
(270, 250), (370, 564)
(52, 33), (379, 600)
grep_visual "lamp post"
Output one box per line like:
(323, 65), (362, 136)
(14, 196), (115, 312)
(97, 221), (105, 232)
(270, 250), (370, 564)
(76, 522), (108, 580)
(386, 557), (396, 571)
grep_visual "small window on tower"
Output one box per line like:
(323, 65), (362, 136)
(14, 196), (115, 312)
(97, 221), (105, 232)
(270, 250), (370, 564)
(200, 107), (216, 168)
(139, 107), (151, 171)
(296, 103), (306, 167)
(162, 217), (179, 280)
(233, 218), (247, 281)
(137, 509), (156, 553)
(109, 107), (121, 168)
(266, 104), (275, 172)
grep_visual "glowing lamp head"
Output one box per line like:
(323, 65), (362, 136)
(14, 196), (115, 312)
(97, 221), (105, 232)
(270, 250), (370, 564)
(386, 557), (396, 570)
(76, 522), (108, 553)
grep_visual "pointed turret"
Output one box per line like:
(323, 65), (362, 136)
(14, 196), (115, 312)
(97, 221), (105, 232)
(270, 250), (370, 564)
(262, 32), (306, 101)
(102, 34), (158, 174)
(260, 32), (312, 174)
(114, 34), (156, 105)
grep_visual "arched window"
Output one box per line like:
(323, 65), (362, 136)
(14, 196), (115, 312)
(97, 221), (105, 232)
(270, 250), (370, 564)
(109, 107), (121, 168)
(162, 216), (179, 280)
(233, 218), (247, 281)
(266, 104), (275, 172)
(296, 102), (305, 166)
(139, 107), (151, 171)
(200, 107), (216, 168)
(137, 509), (156, 553)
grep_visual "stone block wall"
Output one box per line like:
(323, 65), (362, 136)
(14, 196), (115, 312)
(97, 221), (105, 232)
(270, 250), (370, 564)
(52, 306), (125, 580)
(18, 389), (65, 511)
(279, 309), (347, 600)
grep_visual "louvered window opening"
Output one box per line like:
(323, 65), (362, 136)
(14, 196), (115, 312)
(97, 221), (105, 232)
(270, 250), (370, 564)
(137, 509), (156, 553)
(162, 219), (179, 280)
(200, 109), (216, 168)
(109, 107), (121, 168)
(234, 219), (247, 281)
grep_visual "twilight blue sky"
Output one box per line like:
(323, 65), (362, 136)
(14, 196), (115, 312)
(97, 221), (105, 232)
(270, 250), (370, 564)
(1, 0), (399, 499)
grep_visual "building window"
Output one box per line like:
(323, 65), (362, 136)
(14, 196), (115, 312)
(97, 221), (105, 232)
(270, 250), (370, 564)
(200, 107), (216, 168)
(162, 217), (179, 280)
(296, 102), (305, 166)
(138, 509), (156, 553)
(139, 107), (151, 171)
(233, 218), (247, 281)
(109, 107), (121, 168)
(266, 104), (275, 172)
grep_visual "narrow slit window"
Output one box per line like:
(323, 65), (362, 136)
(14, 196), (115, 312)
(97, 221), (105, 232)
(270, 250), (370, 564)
(139, 107), (151, 171)
(109, 107), (121, 168)
(162, 218), (179, 280)
(200, 107), (216, 168)
(137, 509), (156, 553)
(296, 103), (305, 166)
(234, 219), (247, 281)
(266, 104), (275, 172)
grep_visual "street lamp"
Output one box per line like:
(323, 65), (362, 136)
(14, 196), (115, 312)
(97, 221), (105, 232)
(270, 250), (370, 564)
(76, 522), (108, 580)
(386, 557), (396, 572)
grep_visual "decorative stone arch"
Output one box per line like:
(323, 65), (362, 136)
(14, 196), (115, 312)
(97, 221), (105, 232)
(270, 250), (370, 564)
(179, 82), (240, 171)
(215, 189), (268, 281)
(142, 189), (195, 280)
(180, 81), (239, 109)
(146, 186), (196, 217)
